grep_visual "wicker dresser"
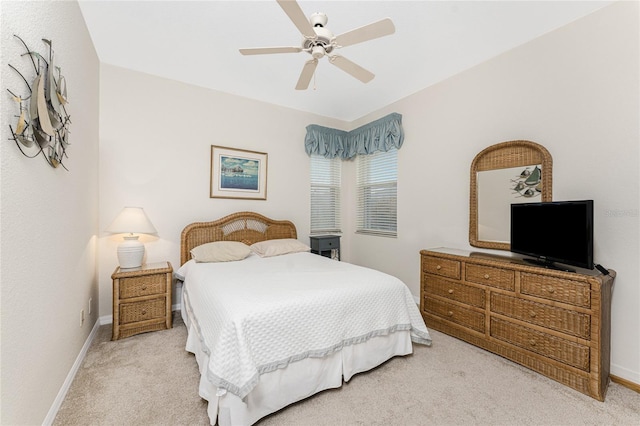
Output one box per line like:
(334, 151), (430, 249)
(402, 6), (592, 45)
(420, 248), (615, 401)
(111, 262), (173, 340)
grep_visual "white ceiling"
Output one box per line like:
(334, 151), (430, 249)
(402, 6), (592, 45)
(78, 0), (611, 121)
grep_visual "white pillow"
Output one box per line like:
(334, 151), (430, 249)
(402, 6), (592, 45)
(190, 241), (251, 263)
(250, 238), (310, 258)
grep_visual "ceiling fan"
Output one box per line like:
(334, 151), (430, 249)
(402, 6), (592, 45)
(239, 0), (395, 90)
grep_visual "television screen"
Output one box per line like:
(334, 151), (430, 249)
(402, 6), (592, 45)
(510, 200), (594, 271)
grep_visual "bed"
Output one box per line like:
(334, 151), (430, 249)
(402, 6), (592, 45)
(177, 212), (431, 425)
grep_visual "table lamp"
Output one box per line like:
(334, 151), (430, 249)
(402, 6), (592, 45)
(106, 207), (157, 269)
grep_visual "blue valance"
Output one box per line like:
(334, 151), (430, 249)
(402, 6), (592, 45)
(304, 126), (348, 159)
(305, 113), (404, 159)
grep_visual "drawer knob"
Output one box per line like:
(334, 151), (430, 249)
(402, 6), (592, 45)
(447, 311), (453, 317)
(141, 286), (147, 291)
(141, 309), (147, 315)
(448, 289), (454, 294)
(547, 286), (555, 294)
(529, 311), (537, 318)
(529, 339), (537, 346)
(436, 265), (442, 270)
(483, 274), (490, 279)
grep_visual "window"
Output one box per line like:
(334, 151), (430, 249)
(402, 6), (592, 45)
(356, 148), (397, 237)
(310, 154), (341, 234)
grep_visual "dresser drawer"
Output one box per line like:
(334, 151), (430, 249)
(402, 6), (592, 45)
(423, 256), (461, 280)
(424, 297), (485, 333)
(491, 293), (590, 339)
(424, 275), (485, 308)
(466, 264), (515, 291)
(490, 317), (590, 371)
(119, 274), (166, 299)
(521, 273), (591, 308)
(120, 298), (167, 325)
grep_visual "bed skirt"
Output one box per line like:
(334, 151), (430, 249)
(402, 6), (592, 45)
(181, 294), (413, 426)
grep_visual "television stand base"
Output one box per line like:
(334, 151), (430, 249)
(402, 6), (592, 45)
(522, 258), (575, 273)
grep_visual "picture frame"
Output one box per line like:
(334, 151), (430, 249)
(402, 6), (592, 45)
(210, 145), (268, 200)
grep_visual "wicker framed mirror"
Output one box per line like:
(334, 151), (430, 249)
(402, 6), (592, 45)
(470, 140), (553, 250)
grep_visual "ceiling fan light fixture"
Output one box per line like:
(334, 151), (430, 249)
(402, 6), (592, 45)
(311, 45), (325, 59)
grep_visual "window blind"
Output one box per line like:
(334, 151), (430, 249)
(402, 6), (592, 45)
(310, 154), (341, 234)
(356, 148), (397, 237)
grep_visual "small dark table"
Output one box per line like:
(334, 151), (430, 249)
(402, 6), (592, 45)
(309, 235), (340, 260)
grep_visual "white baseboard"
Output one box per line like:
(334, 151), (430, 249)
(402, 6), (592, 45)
(42, 318), (101, 426)
(99, 314), (113, 325)
(610, 363), (640, 385)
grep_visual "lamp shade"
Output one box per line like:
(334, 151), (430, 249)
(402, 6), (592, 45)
(106, 207), (157, 269)
(106, 207), (157, 235)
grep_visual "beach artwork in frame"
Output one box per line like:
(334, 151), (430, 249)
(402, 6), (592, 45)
(210, 145), (268, 200)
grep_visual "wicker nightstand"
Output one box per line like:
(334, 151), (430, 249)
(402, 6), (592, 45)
(111, 261), (173, 340)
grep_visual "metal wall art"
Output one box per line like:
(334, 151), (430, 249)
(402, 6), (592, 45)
(7, 35), (71, 169)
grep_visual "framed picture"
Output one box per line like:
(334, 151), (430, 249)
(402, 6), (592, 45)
(210, 145), (268, 200)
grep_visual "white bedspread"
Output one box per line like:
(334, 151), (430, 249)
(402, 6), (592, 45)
(177, 252), (431, 400)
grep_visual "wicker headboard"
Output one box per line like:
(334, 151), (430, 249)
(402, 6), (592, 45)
(180, 211), (297, 265)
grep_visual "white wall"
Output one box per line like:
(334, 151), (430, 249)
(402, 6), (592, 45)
(97, 65), (347, 317)
(347, 1), (639, 384)
(0, 1), (100, 424)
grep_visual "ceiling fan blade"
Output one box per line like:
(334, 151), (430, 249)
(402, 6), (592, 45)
(295, 59), (318, 90)
(239, 46), (302, 55)
(329, 55), (375, 83)
(334, 18), (395, 47)
(276, 0), (316, 39)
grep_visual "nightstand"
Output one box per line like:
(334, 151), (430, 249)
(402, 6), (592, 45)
(309, 235), (340, 260)
(111, 261), (173, 340)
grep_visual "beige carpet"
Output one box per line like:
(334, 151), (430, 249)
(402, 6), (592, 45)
(54, 315), (640, 425)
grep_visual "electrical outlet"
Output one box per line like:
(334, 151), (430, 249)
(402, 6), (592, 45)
(81, 309), (85, 326)
(88, 298), (92, 315)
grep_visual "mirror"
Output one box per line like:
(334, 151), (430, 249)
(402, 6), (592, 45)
(470, 140), (552, 250)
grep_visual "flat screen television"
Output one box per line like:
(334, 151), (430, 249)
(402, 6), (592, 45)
(510, 200), (594, 271)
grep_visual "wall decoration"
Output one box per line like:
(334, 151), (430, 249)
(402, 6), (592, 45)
(511, 165), (542, 198)
(7, 35), (71, 169)
(210, 145), (268, 200)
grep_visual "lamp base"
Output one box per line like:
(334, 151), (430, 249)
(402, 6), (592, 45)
(117, 235), (145, 269)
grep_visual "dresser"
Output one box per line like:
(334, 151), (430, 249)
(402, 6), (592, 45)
(420, 248), (615, 401)
(111, 261), (173, 340)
